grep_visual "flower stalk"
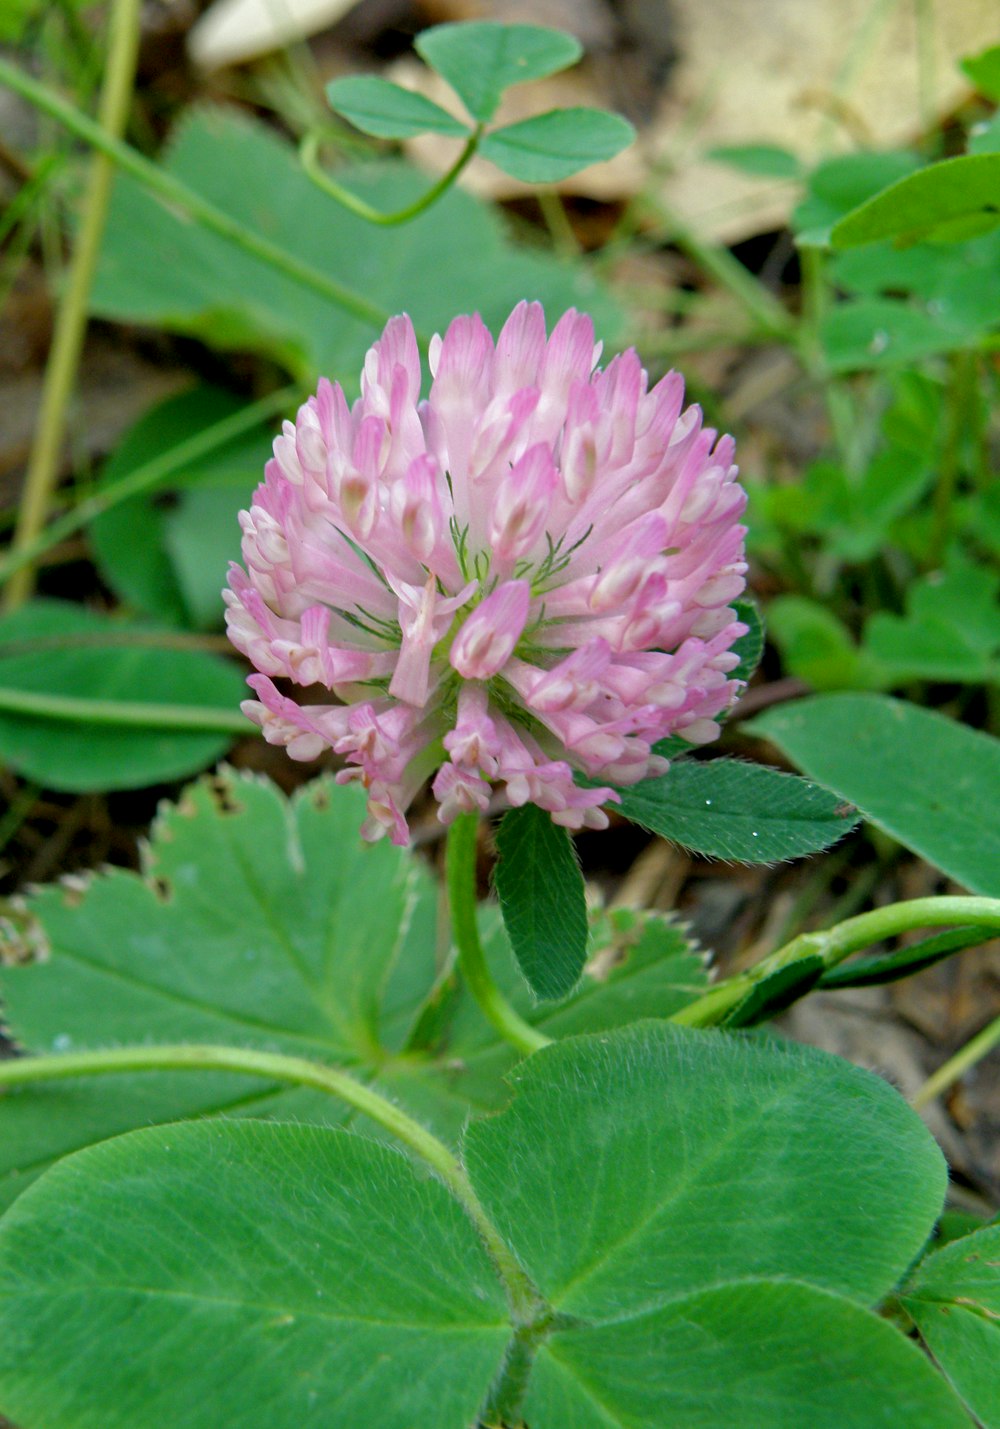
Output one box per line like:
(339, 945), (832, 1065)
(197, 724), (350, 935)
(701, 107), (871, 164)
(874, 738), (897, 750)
(446, 813), (551, 1057)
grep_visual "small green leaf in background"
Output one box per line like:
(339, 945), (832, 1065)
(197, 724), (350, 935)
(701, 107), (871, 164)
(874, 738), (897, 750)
(493, 803), (588, 1000)
(764, 595), (876, 691)
(706, 143), (801, 179)
(792, 150), (920, 246)
(613, 758), (859, 862)
(862, 556), (1000, 685)
(324, 76), (469, 139)
(0, 1121), (509, 1429)
(415, 22), (581, 124)
(751, 693), (1000, 896)
(90, 386), (274, 630)
(969, 112), (1000, 156)
(902, 1221), (1000, 1428)
(480, 108), (635, 182)
(831, 154), (1000, 248)
(820, 295), (980, 372)
(0, 600), (246, 791)
(961, 41), (1000, 100)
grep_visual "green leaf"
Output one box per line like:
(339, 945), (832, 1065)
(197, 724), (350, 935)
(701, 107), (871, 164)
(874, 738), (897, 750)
(464, 1023), (947, 1314)
(479, 108), (635, 183)
(731, 597), (765, 683)
(792, 151), (921, 244)
(832, 154), (1000, 247)
(89, 386), (274, 629)
(415, 21), (581, 123)
(0, 773), (708, 1204)
(0, 770), (438, 1206)
(385, 904), (709, 1146)
(525, 1280), (970, 1427)
(0, 1120), (509, 1429)
(0, 601), (246, 791)
(92, 107), (624, 384)
(493, 803), (588, 1000)
(613, 758), (859, 862)
(861, 557), (1000, 684)
(721, 954), (826, 1026)
(820, 927), (994, 989)
(0, 1023), (965, 1428)
(324, 76), (469, 139)
(969, 112), (1000, 156)
(750, 693), (1000, 895)
(706, 142), (801, 178)
(766, 595), (881, 690)
(903, 1221), (1000, 1428)
(820, 296), (980, 372)
(961, 42), (1000, 100)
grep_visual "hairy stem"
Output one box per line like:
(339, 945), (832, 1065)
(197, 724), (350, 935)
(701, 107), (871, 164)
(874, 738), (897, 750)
(672, 896), (1000, 1028)
(446, 813), (551, 1057)
(0, 1042), (542, 1320)
(4, 0), (142, 609)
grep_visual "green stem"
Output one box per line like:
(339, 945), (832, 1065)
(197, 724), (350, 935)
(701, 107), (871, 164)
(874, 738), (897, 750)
(446, 814), (551, 1057)
(640, 193), (794, 340)
(0, 57), (394, 332)
(0, 152), (64, 249)
(912, 1013), (1000, 1109)
(0, 1041), (542, 1320)
(299, 126), (482, 226)
(0, 687), (251, 732)
(672, 897), (1000, 1028)
(0, 384), (298, 588)
(0, 780), (39, 857)
(797, 243), (855, 472)
(4, 0), (142, 610)
(929, 349), (964, 565)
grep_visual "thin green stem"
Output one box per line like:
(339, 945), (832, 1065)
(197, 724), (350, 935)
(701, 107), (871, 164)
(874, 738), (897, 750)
(798, 243), (855, 472)
(536, 188), (580, 260)
(672, 897), (1000, 1028)
(639, 193), (794, 340)
(929, 349), (965, 565)
(445, 814), (551, 1057)
(0, 57), (394, 332)
(912, 1013), (1000, 1109)
(0, 152), (64, 248)
(0, 781), (39, 857)
(0, 1042), (542, 1320)
(4, 0), (142, 610)
(0, 384), (298, 587)
(299, 126), (483, 226)
(0, 687), (251, 732)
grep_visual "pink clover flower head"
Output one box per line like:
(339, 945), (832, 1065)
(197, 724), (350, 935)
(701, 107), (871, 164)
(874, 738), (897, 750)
(226, 302), (749, 845)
